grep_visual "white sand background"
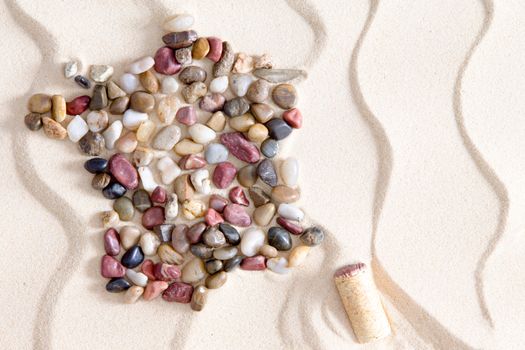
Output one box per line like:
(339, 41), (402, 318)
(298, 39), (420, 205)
(0, 0), (523, 348)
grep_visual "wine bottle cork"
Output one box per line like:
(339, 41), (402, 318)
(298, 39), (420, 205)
(334, 262), (391, 343)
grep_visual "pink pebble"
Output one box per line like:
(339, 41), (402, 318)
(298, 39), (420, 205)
(142, 206), (165, 230)
(179, 154), (207, 170)
(229, 186), (249, 206)
(108, 153), (139, 190)
(141, 259), (156, 280)
(153, 262), (181, 281)
(186, 222), (206, 244)
(212, 162), (237, 189)
(143, 281), (169, 300)
(103, 228), (120, 256)
(66, 95), (90, 115)
(276, 217), (303, 235)
(176, 106), (197, 126)
(241, 255), (266, 271)
(205, 208), (224, 226)
(101, 255), (126, 278)
(154, 46), (181, 75)
(206, 37), (223, 62)
(209, 194), (229, 213)
(282, 108), (303, 129)
(150, 186), (168, 204)
(223, 203), (251, 227)
(162, 282), (194, 303)
(220, 132), (260, 164)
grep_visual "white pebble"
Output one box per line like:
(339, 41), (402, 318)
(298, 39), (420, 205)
(278, 203), (304, 221)
(156, 156), (181, 185)
(204, 143), (228, 164)
(103, 120), (123, 150)
(281, 157), (299, 186)
(240, 228), (265, 257)
(138, 166), (158, 192)
(162, 76), (179, 94)
(188, 123), (216, 144)
(125, 269), (148, 287)
(67, 115), (89, 142)
(123, 109), (148, 130)
(86, 110), (109, 132)
(90, 65), (114, 83)
(209, 76), (228, 93)
(64, 61), (78, 78)
(127, 56), (155, 74)
(119, 73), (141, 94)
(163, 14), (195, 32)
(213, 247), (238, 260)
(267, 257), (290, 274)
(230, 74), (254, 97)
(139, 231), (161, 256)
(165, 193), (179, 221)
(190, 169), (211, 194)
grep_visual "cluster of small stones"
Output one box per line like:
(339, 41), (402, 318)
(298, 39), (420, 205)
(24, 13), (324, 310)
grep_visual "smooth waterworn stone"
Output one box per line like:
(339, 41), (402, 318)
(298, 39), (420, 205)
(138, 166), (158, 191)
(140, 231), (161, 256)
(165, 193), (179, 221)
(268, 227), (292, 251)
(213, 246), (238, 261)
(79, 132), (105, 156)
(209, 76), (228, 93)
(188, 124), (216, 144)
(237, 165), (258, 187)
(246, 79), (270, 103)
(248, 187), (271, 207)
(162, 282), (193, 303)
(176, 106), (197, 126)
(182, 199), (206, 220)
(213, 41), (234, 77)
(90, 65), (113, 83)
(124, 286), (144, 303)
(113, 197), (134, 221)
(143, 281), (169, 300)
(229, 113), (255, 132)
(240, 255), (266, 271)
(107, 81), (126, 99)
(253, 203), (276, 227)
(92, 172), (111, 190)
(240, 228), (265, 257)
(67, 115), (89, 142)
(266, 118), (293, 140)
(190, 243), (213, 260)
(218, 223), (241, 245)
(288, 245), (311, 267)
(101, 255), (126, 278)
(278, 203), (304, 222)
(128, 56), (155, 74)
(267, 257), (290, 274)
(186, 222), (205, 244)
(172, 225), (190, 254)
(109, 96), (130, 115)
(126, 269), (148, 287)
(175, 47), (192, 65)
(232, 52), (254, 73)
(192, 37), (210, 59)
(104, 228), (120, 256)
(109, 153), (139, 190)
(209, 194), (228, 213)
(163, 14), (194, 32)
(247, 123), (269, 142)
(272, 84), (298, 109)
(251, 103), (275, 123)
(123, 109), (148, 130)
(253, 68), (307, 83)
(152, 125), (182, 150)
(64, 61), (78, 78)
(132, 189), (152, 212)
(205, 271), (227, 289)
(281, 157), (299, 187)
(151, 186), (168, 204)
(206, 111), (226, 132)
(206, 37), (222, 62)
(142, 206), (165, 230)
(271, 185), (300, 203)
(121, 245), (144, 268)
(106, 278), (131, 292)
(158, 243), (184, 265)
(224, 204), (251, 227)
(154, 47), (181, 75)
(223, 97), (250, 117)
(153, 223), (173, 242)
(51, 95), (66, 122)
(86, 110), (109, 133)
(277, 217), (303, 235)
(157, 95), (180, 124)
(74, 75), (91, 89)
(254, 54), (273, 69)
(205, 143), (228, 164)
(191, 285), (208, 311)
(229, 186), (249, 206)
(89, 84), (108, 110)
(180, 155), (207, 170)
(259, 244), (278, 258)
(190, 169), (211, 194)
(162, 76), (179, 94)
(199, 93), (225, 112)
(261, 139), (279, 158)
(220, 132), (260, 163)
(300, 226), (325, 246)
(154, 262), (181, 282)
(102, 181), (127, 199)
(141, 260), (156, 280)
(283, 108), (303, 128)
(257, 159), (277, 187)
(173, 174), (194, 202)
(212, 162), (237, 189)
(66, 95), (90, 115)
(181, 258), (206, 284)
(119, 73), (140, 94)
(42, 117), (67, 140)
(130, 91), (155, 113)
(162, 30), (198, 49)
(179, 66), (207, 84)
(223, 256), (242, 272)
(157, 157), (181, 184)
(230, 74), (254, 97)
(182, 81), (207, 103)
(103, 121), (123, 150)
(136, 120), (156, 143)
(101, 210), (119, 228)
(202, 227), (226, 248)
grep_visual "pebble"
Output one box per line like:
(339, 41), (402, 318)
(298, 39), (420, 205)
(113, 196), (135, 221)
(283, 108), (303, 129)
(213, 41), (234, 77)
(181, 258), (206, 284)
(254, 54), (273, 69)
(119, 73), (140, 94)
(104, 228), (120, 256)
(205, 143), (228, 164)
(205, 271), (227, 289)
(154, 263), (181, 282)
(206, 37), (223, 62)
(126, 269), (148, 287)
(229, 186), (249, 206)
(253, 203), (276, 227)
(240, 255), (266, 271)
(267, 257), (290, 274)
(162, 282), (193, 303)
(109, 96), (130, 115)
(223, 256), (243, 272)
(132, 189), (152, 212)
(101, 255), (126, 278)
(143, 281), (169, 300)
(142, 206), (165, 230)
(300, 226), (325, 246)
(288, 245), (310, 267)
(213, 246), (238, 260)
(78, 132), (105, 156)
(152, 125), (182, 150)
(192, 37), (210, 59)
(74, 75), (91, 89)
(86, 110), (109, 132)
(240, 228), (265, 257)
(278, 203), (304, 221)
(90, 65), (113, 83)
(139, 71), (160, 94)
(157, 95), (179, 124)
(254, 68), (307, 83)
(102, 182), (127, 199)
(140, 231), (161, 256)
(246, 79), (270, 103)
(248, 187), (271, 207)
(281, 157), (299, 187)
(92, 173), (111, 190)
(209, 194), (228, 213)
(174, 49), (193, 65)
(232, 52), (254, 73)
(162, 30), (198, 49)
(202, 226), (226, 248)
(209, 76), (228, 93)
(64, 61), (78, 78)
(220, 132), (260, 163)
(141, 261), (156, 280)
(223, 97), (250, 117)
(163, 14), (194, 32)
(182, 199), (206, 220)
(157, 243), (184, 265)
(257, 159), (277, 187)
(176, 106), (197, 126)
(206, 111), (226, 132)
(229, 113), (255, 132)
(42, 117), (67, 140)
(272, 83), (298, 109)
(106, 278), (131, 292)
(179, 154), (207, 170)
(224, 203), (251, 227)
(190, 169), (211, 194)
(218, 223), (241, 245)
(162, 76), (179, 94)
(154, 47), (181, 75)
(67, 115), (89, 142)
(182, 81), (207, 103)
(179, 66), (207, 84)
(191, 285), (208, 311)
(109, 153), (139, 190)
(165, 193), (179, 221)
(271, 185), (300, 203)
(153, 223), (172, 241)
(51, 95), (66, 122)
(130, 91), (155, 113)
(174, 174), (194, 202)
(138, 166), (158, 192)
(124, 286), (144, 303)
(136, 120), (156, 143)
(212, 162), (237, 188)
(107, 81), (126, 99)
(237, 165), (258, 187)
(266, 118), (293, 140)
(205, 259), (223, 275)
(128, 56), (155, 74)
(123, 109), (148, 130)
(172, 225), (190, 254)
(230, 74), (254, 97)
(259, 244), (278, 258)
(89, 84), (108, 110)
(66, 95), (90, 115)
(261, 139), (279, 158)
(277, 217), (303, 235)
(268, 227), (292, 251)
(247, 123), (269, 143)
(189, 123), (216, 144)
(190, 243), (213, 259)
(121, 245), (144, 268)
(199, 93), (225, 112)
(251, 103), (275, 123)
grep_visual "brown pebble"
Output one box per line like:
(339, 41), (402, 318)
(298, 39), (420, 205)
(110, 96), (130, 115)
(51, 95), (66, 122)
(24, 112), (43, 131)
(174, 174), (195, 202)
(130, 91), (155, 113)
(248, 187), (271, 207)
(192, 38), (210, 59)
(253, 203), (276, 227)
(237, 165), (258, 188)
(272, 84), (298, 109)
(78, 132), (105, 155)
(191, 285), (208, 311)
(139, 70), (160, 94)
(246, 79), (271, 103)
(271, 185), (300, 203)
(28, 93), (52, 113)
(229, 113), (255, 132)
(92, 172), (111, 189)
(259, 244), (278, 258)
(250, 103), (274, 123)
(205, 271), (227, 289)
(42, 116), (67, 140)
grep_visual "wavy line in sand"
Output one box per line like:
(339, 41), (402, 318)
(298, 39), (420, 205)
(453, 0), (508, 329)
(350, 0), (473, 348)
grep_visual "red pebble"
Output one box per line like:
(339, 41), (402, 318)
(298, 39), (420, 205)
(142, 206), (165, 229)
(205, 208), (224, 226)
(282, 108), (303, 129)
(212, 162), (237, 189)
(241, 255), (266, 271)
(108, 153), (139, 190)
(154, 46), (181, 75)
(176, 106), (197, 126)
(162, 282), (194, 303)
(153, 262), (181, 281)
(143, 281), (169, 300)
(229, 186), (249, 206)
(223, 204), (251, 227)
(103, 228), (120, 256)
(150, 186), (168, 204)
(101, 255), (126, 278)
(66, 95), (91, 115)
(186, 222), (206, 244)
(276, 217), (303, 235)
(141, 259), (156, 280)
(220, 132), (260, 164)
(206, 37), (223, 62)
(209, 194), (228, 213)
(179, 154), (206, 170)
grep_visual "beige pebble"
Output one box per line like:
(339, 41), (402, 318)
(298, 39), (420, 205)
(115, 132), (138, 154)
(259, 244), (278, 258)
(288, 245), (311, 267)
(124, 286), (144, 304)
(136, 120), (156, 143)
(182, 199), (206, 220)
(174, 138), (203, 155)
(51, 95), (66, 122)
(157, 95), (180, 124)
(101, 210), (119, 228)
(107, 81), (126, 99)
(253, 203), (276, 226)
(133, 146), (154, 167)
(232, 52), (254, 73)
(205, 271), (227, 289)
(181, 258), (206, 284)
(42, 116), (67, 140)
(237, 165), (258, 187)
(28, 93), (52, 113)
(254, 53), (273, 69)
(120, 225), (141, 249)
(229, 113), (255, 132)
(206, 111), (226, 132)
(191, 285), (208, 311)
(247, 123), (268, 142)
(271, 185), (300, 203)
(157, 243), (184, 265)
(174, 174), (195, 202)
(139, 70), (160, 94)
(250, 103), (274, 123)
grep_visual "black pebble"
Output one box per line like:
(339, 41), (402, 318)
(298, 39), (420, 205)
(102, 181), (127, 199)
(106, 278), (131, 293)
(84, 157), (108, 174)
(266, 118), (292, 140)
(121, 245), (144, 268)
(218, 223), (240, 245)
(154, 224), (174, 243)
(257, 159), (278, 187)
(223, 256), (243, 272)
(268, 227), (292, 251)
(74, 75), (91, 89)
(190, 244), (213, 259)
